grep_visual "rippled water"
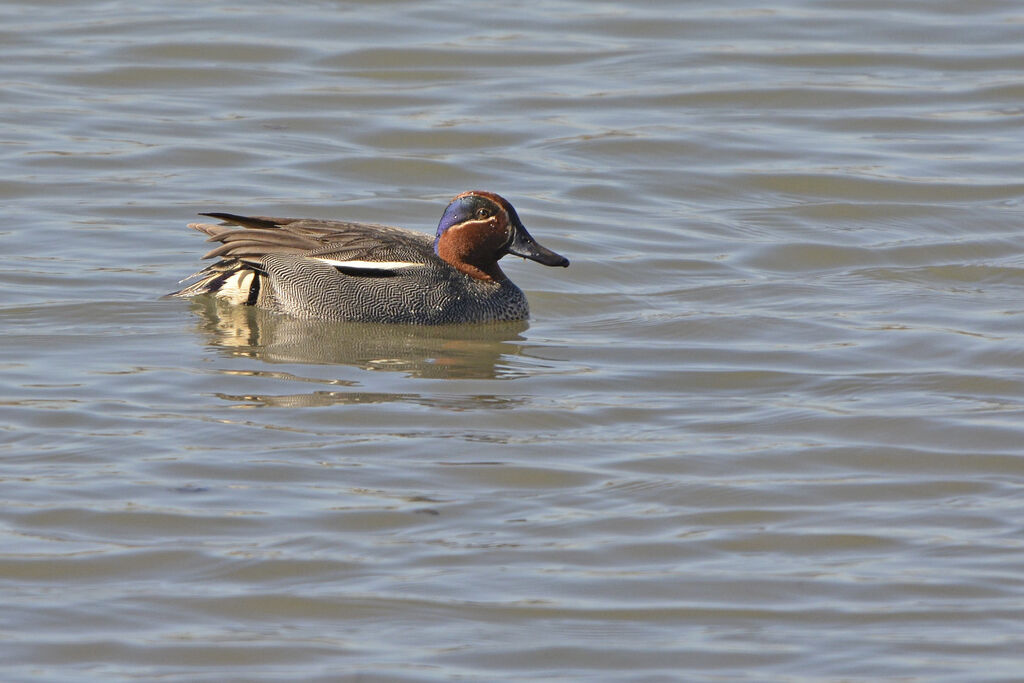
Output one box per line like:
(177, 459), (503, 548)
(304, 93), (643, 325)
(5, 0), (1024, 679)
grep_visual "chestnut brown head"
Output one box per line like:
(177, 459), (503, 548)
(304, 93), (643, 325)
(434, 191), (569, 281)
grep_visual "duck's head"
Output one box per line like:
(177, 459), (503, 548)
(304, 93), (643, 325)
(434, 191), (570, 281)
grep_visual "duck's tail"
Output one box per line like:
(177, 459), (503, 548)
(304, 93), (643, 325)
(169, 219), (274, 304)
(169, 260), (262, 305)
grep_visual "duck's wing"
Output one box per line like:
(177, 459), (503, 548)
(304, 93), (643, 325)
(191, 213), (435, 275)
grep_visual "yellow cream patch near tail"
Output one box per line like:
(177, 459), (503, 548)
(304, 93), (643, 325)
(214, 270), (256, 304)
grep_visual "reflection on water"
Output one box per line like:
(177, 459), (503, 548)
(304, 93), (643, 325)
(212, 386), (532, 410)
(188, 297), (534, 379)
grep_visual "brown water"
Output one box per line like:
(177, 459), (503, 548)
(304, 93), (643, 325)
(4, 1), (1024, 680)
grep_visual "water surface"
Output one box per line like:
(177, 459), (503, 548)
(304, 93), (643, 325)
(4, 0), (1024, 680)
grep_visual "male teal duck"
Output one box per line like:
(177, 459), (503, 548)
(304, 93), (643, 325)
(171, 191), (569, 324)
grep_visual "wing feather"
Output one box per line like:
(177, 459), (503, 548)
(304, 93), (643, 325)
(187, 214), (436, 267)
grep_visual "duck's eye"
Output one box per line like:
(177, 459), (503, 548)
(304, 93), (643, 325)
(475, 208), (492, 219)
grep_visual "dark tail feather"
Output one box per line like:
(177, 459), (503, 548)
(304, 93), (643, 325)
(200, 213), (287, 231)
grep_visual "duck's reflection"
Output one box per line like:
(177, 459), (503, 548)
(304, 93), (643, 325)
(188, 297), (534, 380)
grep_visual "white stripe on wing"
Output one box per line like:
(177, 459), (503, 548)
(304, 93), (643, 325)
(312, 258), (424, 270)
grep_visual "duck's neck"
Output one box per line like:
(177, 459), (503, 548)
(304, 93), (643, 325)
(449, 259), (506, 281)
(435, 223), (508, 282)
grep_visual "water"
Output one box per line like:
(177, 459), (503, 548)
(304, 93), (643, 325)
(4, 0), (1024, 679)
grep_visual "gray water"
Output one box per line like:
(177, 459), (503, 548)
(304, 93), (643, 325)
(4, 1), (1024, 680)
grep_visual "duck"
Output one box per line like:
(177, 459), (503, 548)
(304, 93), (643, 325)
(171, 190), (569, 324)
